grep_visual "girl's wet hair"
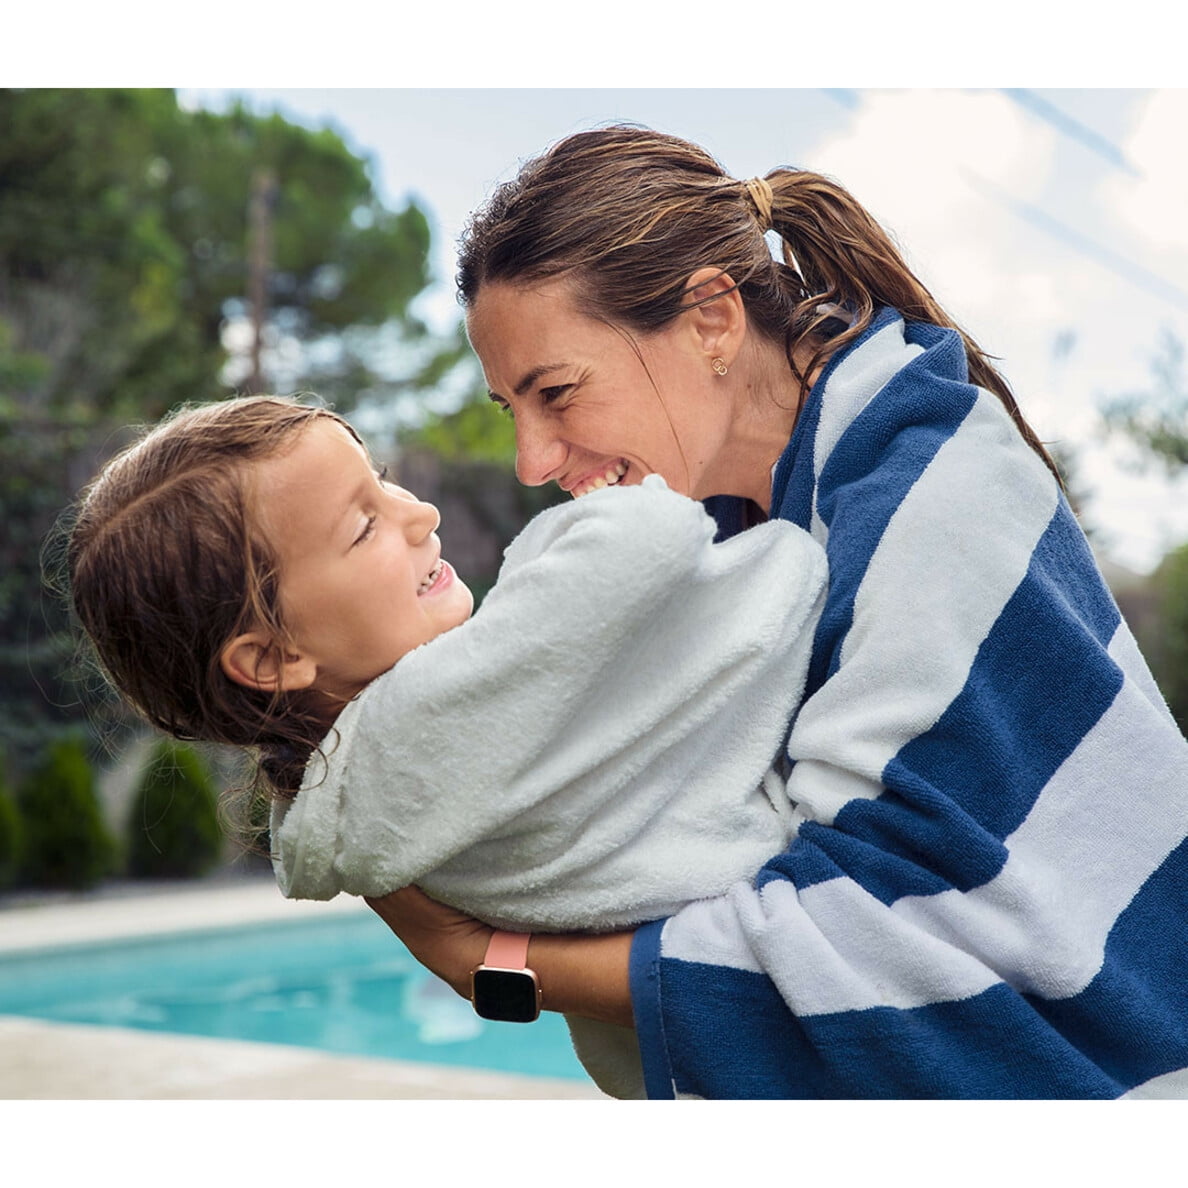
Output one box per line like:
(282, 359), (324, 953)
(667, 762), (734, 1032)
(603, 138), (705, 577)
(457, 123), (1059, 479)
(67, 395), (354, 798)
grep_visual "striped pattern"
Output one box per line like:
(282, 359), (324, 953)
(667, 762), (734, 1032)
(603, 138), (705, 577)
(631, 308), (1188, 1099)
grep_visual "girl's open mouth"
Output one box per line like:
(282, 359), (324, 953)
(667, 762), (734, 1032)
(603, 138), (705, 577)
(417, 558), (447, 595)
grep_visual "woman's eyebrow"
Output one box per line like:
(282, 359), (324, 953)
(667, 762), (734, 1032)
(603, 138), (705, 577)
(513, 362), (569, 397)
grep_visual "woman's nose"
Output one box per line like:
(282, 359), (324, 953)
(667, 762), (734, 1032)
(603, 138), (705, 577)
(514, 414), (566, 487)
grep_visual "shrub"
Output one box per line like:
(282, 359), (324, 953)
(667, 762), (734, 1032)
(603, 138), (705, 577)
(0, 758), (24, 889)
(127, 739), (222, 879)
(18, 736), (116, 889)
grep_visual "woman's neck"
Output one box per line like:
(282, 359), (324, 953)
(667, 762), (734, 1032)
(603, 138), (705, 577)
(698, 337), (814, 513)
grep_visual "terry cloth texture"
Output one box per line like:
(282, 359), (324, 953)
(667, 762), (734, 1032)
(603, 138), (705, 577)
(630, 307), (1188, 1100)
(271, 475), (827, 1097)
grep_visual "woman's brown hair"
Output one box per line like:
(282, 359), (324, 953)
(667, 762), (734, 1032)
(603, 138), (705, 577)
(67, 396), (350, 799)
(457, 124), (1059, 480)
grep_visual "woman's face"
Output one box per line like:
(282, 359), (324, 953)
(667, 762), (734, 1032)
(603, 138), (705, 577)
(466, 278), (726, 500)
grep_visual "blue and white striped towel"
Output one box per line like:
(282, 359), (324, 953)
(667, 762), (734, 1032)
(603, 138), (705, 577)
(631, 307), (1188, 1099)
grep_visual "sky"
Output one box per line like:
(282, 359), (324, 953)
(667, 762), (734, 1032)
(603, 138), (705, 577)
(178, 85), (1188, 575)
(19, 6), (1187, 577)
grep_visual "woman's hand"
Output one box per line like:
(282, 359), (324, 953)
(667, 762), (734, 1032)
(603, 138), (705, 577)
(364, 885), (490, 998)
(365, 886), (637, 1029)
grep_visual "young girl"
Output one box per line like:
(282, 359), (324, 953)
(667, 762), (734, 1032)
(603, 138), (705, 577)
(68, 394), (827, 1097)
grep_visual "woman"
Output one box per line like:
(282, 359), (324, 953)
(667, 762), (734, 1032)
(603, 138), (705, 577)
(367, 125), (1188, 1099)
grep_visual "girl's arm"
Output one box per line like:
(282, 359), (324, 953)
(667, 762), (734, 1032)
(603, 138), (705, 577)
(365, 887), (634, 1028)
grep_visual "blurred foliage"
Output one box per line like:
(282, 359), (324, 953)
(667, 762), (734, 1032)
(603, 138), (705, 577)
(0, 396), (102, 771)
(1099, 330), (1188, 728)
(1102, 330), (1188, 475)
(17, 735), (116, 889)
(0, 754), (23, 889)
(126, 739), (222, 879)
(1147, 541), (1188, 736)
(405, 387), (519, 466)
(0, 87), (442, 419)
(1, 87), (462, 776)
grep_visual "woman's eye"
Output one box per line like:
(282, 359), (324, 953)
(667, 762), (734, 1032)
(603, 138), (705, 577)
(540, 385), (572, 404)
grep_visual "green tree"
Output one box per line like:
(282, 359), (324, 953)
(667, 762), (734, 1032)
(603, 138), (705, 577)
(0, 88), (448, 420)
(1099, 330), (1188, 722)
(1147, 542), (1188, 735)
(127, 739), (222, 879)
(18, 735), (115, 889)
(0, 752), (23, 890)
(1102, 330), (1188, 474)
(405, 375), (519, 465)
(1, 87), (461, 774)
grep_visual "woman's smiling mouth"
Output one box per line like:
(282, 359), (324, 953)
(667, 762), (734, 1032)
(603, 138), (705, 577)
(570, 460), (628, 498)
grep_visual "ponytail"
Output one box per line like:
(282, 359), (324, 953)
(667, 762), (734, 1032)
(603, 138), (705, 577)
(767, 169), (1062, 483)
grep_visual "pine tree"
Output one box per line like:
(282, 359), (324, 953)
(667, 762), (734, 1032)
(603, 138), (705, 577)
(18, 736), (115, 889)
(127, 739), (222, 879)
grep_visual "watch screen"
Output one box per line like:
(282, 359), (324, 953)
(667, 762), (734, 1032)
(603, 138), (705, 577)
(472, 968), (539, 1023)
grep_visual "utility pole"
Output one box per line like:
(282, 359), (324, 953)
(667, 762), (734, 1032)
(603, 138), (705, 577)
(247, 167), (277, 394)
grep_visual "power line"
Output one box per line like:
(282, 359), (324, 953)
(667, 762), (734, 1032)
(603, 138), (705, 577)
(1000, 89), (1141, 176)
(820, 89), (861, 111)
(962, 168), (1188, 312)
(807, 89), (1184, 312)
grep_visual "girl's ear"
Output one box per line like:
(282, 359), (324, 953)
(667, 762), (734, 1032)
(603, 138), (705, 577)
(682, 266), (747, 366)
(220, 631), (317, 693)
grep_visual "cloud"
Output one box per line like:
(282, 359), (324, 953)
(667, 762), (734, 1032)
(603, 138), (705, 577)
(1108, 90), (1188, 260)
(802, 90), (1059, 321)
(801, 89), (1188, 571)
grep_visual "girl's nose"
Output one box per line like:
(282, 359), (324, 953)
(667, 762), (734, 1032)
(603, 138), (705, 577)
(388, 485), (441, 540)
(514, 414), (566, 487)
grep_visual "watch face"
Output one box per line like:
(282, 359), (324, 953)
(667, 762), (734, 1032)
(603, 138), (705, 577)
(472, 967), (540, 1023)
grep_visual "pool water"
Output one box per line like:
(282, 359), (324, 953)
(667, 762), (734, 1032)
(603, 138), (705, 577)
(0, 911), (587, 1081)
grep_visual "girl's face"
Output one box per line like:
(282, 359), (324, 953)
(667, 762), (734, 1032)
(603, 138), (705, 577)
(466, 277), (731, 501)
(250, 417), (474, 701)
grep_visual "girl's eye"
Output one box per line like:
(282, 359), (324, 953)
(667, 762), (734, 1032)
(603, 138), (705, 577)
(376, 464), (389, 481)
(353, 514), (377, 547)
(540, 385), (572, 404)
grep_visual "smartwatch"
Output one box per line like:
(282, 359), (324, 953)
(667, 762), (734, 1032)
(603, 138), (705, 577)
(470, 931), (541, 1023)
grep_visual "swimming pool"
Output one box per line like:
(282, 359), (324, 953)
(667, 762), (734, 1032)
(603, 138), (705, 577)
(0, 909), (587, 1082)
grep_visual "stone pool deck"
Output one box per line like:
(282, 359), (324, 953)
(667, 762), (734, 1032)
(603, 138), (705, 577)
(0, 879), (604, 1100)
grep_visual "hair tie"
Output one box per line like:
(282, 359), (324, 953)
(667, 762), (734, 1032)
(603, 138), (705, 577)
(743, 176), (774, 232)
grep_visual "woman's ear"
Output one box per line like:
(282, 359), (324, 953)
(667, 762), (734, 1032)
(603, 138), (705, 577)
(682, 266), (747, 366)
(220, 631), (317, 694)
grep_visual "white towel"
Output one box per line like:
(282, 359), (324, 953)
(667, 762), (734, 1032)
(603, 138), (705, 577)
(273, 475), (825, 927)
(271, 475), (826, 1096)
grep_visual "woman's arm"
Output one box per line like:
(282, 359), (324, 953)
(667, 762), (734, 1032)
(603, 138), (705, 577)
(365, 887), (635, 1028)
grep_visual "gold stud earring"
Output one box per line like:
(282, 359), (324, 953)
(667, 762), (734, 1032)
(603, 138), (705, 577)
(711, 357), (728, 376)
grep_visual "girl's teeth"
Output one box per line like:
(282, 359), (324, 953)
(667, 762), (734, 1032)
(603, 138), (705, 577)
(418, 561), (442, 594)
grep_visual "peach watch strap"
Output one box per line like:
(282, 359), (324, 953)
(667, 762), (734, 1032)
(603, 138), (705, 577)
(483, 931), (531, 969)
